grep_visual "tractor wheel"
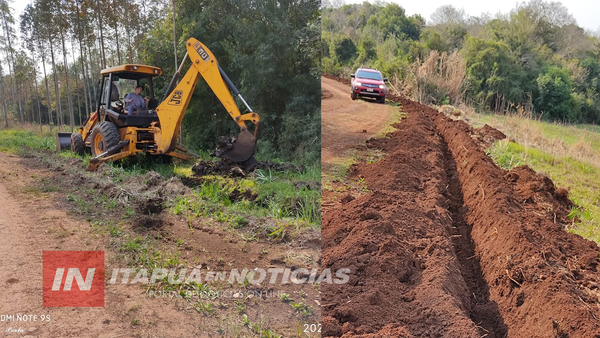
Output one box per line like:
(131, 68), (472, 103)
(71, 133), (85, 156)
(90, 121), (120, 157)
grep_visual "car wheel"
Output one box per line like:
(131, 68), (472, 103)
(351, 92), (357, 100)
(379, 96), (386, 104)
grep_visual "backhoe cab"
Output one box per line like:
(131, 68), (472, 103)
(57, 38), (260, 170)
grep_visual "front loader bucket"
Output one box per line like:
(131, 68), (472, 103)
(217, 130), (257, 163)
(56, 133), (72, 151)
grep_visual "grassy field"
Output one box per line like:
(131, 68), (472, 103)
(468, 112), (600, 243)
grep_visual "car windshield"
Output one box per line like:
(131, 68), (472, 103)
(357, 70), (382, 81)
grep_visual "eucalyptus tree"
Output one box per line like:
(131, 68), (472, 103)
(0, 64), (7, 127)
(21, 3), (58, 127)
(0, 0), (21, 125)
(68, 0), (91, 117)
(34, 0), (64, 127)
(54, 0), (75, 131)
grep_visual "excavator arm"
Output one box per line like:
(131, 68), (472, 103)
(153, 37), (260, 162)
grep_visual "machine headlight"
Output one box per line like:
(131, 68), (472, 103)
(379, 84), (385, 89)
(355, 82), (362, 86)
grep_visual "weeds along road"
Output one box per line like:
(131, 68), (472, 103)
(321, 76), (394, 175)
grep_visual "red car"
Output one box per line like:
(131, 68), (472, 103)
(350, 68), (388, 103)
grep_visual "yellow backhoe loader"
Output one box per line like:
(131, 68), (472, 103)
(56, 37), (260, 170)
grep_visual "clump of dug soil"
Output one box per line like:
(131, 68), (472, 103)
(191, 159), (305, 177)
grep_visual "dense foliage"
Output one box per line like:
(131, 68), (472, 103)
(322, 0), (600, 124)
(1, 0), (320, 164)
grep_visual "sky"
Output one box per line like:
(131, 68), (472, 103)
(9, 0), (600, 32)
(339, 0), (600, 32)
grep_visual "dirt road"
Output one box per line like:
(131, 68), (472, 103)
(321, 76), (395, 214)
(0, 153), (198, 337)
(0, 151), (320, 337)
(321, 78), (600, 337)
(321, 76), (393, 173)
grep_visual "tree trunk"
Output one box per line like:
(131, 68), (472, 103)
(1, 24), (17, 125)
(33, 69), (42, 131)
(2, 99), (7, 128)
(172, 0), (178, 70)
(0, 76), (7, 128)
(113, 0), (121, 66)
(76, 3), (94, 117)
(126, 20), (133, 63)
(71, 37), (83, 126)
(96, 0), (107, 68)
(74, 13), (91, 118)
(49, 40), (63, 128)
(60, 30), (75, 131)
(38, 39), (53, 128)
(1, 9), (22, 125)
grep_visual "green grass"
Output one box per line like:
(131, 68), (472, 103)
(469, 112), (600, 160)
(253, 166), (320, 224)
(170, 165), (321, 226)
(194, 302), (216, 316)
(375, 106), (407, 138)
(488, 139), (600, 242)
(0, 129), (55, 154)
(290, 300), (314, 317)
(242, 314), (282, 338)
(1, 125), (320, 232)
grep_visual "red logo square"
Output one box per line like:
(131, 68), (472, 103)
(43, 251), (104, 307)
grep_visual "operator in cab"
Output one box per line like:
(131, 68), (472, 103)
(125, 85), (150, 115)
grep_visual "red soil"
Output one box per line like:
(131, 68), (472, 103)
(322, 93), (600, 337)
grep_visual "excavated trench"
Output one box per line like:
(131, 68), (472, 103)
(322, 92), (600, 337)
(442, 133), (508, 337)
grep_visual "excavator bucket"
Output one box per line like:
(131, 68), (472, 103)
(216, 130), (257, 163)
(56, 133), (72, 151)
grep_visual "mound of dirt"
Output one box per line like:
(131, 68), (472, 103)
(228, 187), (258, 202)
(473, 124), (507, 147)
(135, 196), (164, 215)
(323, 90), (600, 337)
(144, 171), (163, 187)
(507, 165), (573, 224)
(438, 104), (465, 119)
(322, 109), (486, 337)
(191, 160), (305, 177)
(432, 108), (600, 337)
(96, 171), (191, 222)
